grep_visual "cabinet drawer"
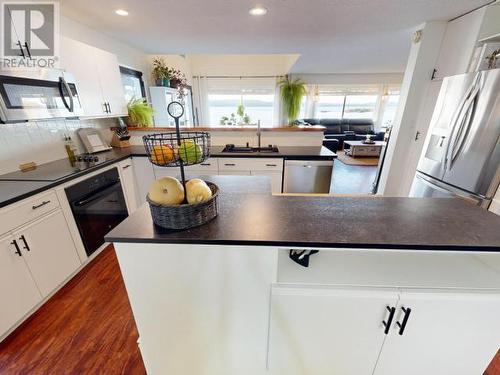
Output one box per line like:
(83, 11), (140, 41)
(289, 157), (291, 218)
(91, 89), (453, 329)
(218, 158), (282, 172)
(0, 191), (59, 236)
(184, 158), (219, 172)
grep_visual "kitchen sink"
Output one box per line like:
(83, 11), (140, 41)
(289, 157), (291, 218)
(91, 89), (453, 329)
(222, 144), (279, 153)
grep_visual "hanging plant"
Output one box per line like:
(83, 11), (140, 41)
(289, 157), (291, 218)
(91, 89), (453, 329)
(278, 75), (307, 125)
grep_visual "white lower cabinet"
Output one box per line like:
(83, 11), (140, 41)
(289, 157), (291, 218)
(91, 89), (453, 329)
(0, 234), (42, 336)
(13, 210), (81, 297)
(269, 286), (399, 375)
(119, 159), (139, 213)
(251, 170), (282, 193)
(374, 289), (500, 375)
(269, 285), (500, 375)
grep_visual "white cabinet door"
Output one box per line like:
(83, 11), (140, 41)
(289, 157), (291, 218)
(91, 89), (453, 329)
(60, 37), (107, 117)
(16, 210), (81, 297)
(251, 170), (282, 193)
(433, 9), (485, 79)
(374, 289), (500, 375)
(0, 234), (42, 337)
(269, 285), (399, 375)
(119, 159), (139, 213)
(132, 157), (156, 205)
(94, 47), (127, 116)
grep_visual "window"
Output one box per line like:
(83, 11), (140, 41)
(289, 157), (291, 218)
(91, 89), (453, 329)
(205, 78), (276, 127)
(380, 88), (400, 129)
(317, 95), (344, 119)
(120, 66), (146, 101)
(314, 86), (379, 121)
(343, 95), (378, 119)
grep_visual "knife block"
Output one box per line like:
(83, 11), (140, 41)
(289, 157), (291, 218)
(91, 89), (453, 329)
(110, 133), (130, 148)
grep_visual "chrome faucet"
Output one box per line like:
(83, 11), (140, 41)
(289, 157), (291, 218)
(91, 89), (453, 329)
(257, 120), (261, 149)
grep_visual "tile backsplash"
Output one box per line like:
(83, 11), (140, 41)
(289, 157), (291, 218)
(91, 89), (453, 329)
(0, 118), (117, 175)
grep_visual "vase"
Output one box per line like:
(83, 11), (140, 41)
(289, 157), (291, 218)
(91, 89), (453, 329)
(155, 78), (163, 86)
(163, 78), (170, 87)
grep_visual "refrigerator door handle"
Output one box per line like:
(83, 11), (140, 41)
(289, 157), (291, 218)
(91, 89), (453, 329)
(444, 72), (482, 170)
(447, 83), (481, 169)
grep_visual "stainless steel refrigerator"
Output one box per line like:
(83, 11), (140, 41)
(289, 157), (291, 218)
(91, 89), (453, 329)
(410, 69), (500, 208)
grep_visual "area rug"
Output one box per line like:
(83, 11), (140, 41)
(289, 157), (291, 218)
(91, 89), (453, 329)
(337, 153), (380, 166)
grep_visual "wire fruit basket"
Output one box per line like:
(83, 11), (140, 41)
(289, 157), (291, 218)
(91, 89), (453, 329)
(142, 101), (218, 230)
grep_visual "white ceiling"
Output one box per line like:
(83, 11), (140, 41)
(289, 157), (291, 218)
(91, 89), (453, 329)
(61, 0), (491, 74)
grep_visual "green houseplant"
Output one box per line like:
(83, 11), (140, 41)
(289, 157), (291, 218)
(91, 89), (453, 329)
(278, 75), (307, 125)
(127, 97), (154, 127)
(152, 57), (171, 86)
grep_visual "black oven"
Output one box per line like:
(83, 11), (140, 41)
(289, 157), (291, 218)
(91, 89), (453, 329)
(66, 168), (128, 257)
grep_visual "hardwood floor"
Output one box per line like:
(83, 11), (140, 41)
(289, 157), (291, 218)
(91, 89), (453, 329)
(331, 159), (377, 195)
(0, 245), (146, 375)
(0, 244), (499, 374)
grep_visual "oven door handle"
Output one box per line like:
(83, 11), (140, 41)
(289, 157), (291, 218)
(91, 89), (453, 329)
(73, 181), (121, 207)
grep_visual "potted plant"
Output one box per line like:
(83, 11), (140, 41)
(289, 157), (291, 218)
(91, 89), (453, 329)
(278, 75), (307, 125)
(152, 57), (172, 86)
(127, 97), (154, 127)
(170, 69), (187, 89)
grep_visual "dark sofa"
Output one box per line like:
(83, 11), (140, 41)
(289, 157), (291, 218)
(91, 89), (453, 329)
(301, 118), (384, 150)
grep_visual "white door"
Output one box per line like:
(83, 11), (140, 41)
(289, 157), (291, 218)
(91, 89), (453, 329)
(0, 234), (42, 337)
(251, 170), (282, 193)
(119, 159), (139, 213)
(374, 289), (500, 375)
(269, 285), (399, 375)
(16, 210), (81, 297)
(94, 47), (127, 116)
(60, 37), (106, 117)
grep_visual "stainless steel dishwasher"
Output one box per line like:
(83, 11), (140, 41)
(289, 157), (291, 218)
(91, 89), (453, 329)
(283, 159), (334, 193)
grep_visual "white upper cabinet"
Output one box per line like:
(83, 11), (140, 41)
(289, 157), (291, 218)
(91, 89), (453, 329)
(375, 289), (500, 375)
(433, 8), (486, 80)
(478, 4), (500, 42)
(0, 234), (42, 338)
(60, 36), (127, 118)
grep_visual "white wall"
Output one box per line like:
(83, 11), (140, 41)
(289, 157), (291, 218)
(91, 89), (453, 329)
(0, 118), (115, 175)
(189, 54), (300, 77)
(293, 73), (404, 85)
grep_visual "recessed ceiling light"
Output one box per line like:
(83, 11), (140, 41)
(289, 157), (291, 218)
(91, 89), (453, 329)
(249, 6), (267, 16)
(115, 9), (129, 16)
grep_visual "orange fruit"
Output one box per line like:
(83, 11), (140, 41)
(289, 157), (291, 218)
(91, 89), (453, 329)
(150, 145), (174, 165)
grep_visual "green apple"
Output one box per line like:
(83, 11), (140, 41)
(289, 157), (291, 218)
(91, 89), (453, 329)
(179, 139), (203, 164)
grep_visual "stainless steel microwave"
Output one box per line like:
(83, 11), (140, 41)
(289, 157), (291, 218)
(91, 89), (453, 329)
(0, 69), (84, 123)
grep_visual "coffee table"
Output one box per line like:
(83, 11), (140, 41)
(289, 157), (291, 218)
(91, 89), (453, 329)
(344, 141), (386, 157)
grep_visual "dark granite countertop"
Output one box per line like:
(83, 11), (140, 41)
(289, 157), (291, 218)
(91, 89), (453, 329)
(0, 145), (334, 208)
(105, 176), (500, 251)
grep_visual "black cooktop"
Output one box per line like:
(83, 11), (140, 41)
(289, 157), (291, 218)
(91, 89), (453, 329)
(0, 154), (112, 182)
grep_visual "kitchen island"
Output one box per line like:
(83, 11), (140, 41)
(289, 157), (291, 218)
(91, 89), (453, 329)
(105, 176), (500, 375)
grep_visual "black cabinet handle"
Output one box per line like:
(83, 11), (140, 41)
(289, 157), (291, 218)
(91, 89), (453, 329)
(17, 41), (25, 58)
(32, 200), (50, 210)
(19, 235), (30, 252)
(122, 164), (131, 169)
(382, 306), (396, 335)
(200, 163), (211, 166)
(23, 42), (31, 59)
(265, 164), (277, 167)
(224, 163), (236, 166)
(106, 102), (111, 113)
(396, 307), (412, 335)
(11, 240), (22, 256)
